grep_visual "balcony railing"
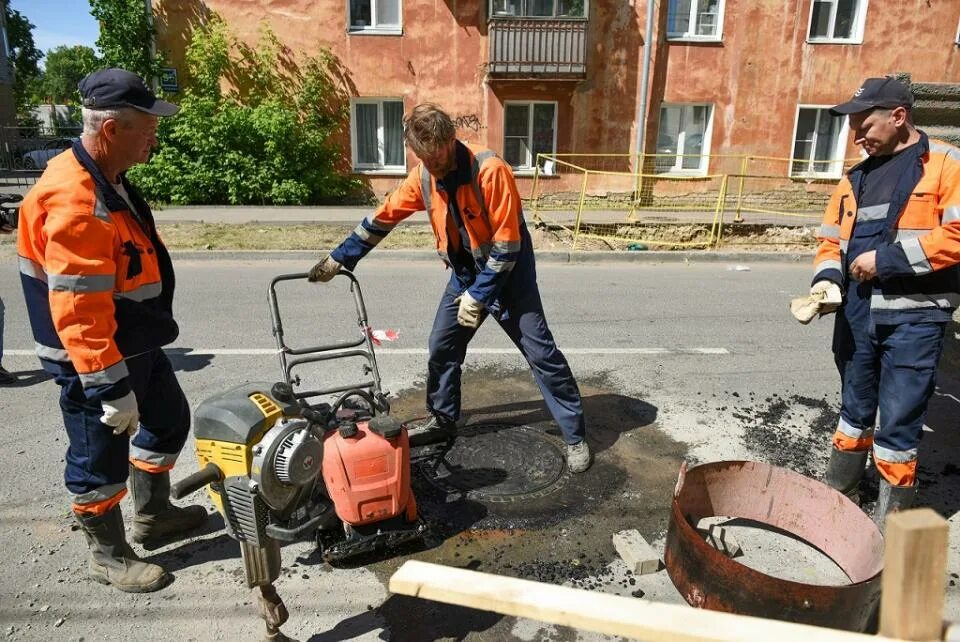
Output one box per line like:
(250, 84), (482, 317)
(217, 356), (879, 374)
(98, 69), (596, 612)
(488, 18), (587, 79)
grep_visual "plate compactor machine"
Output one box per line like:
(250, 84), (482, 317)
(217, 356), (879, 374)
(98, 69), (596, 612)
(171, 272), (426, 641)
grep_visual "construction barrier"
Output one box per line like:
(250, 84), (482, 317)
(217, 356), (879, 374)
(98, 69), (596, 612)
(528, 153), (855, 250)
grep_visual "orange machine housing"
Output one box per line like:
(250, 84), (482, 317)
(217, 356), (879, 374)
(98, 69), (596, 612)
(321, 421), (416, 525)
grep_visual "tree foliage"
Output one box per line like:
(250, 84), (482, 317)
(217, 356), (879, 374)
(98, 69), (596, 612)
(89, 0), (164, 82)
(128, 17), (358, 205)
(5, 5), (43, 123)
(37, 46), (101, 104)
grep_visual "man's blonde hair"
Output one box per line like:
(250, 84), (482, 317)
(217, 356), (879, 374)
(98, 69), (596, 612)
(403, 103), (455, 157)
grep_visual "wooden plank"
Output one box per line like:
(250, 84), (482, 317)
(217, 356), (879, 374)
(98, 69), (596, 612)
(389, 560), (911, 642)
(880, 508), (949, 641)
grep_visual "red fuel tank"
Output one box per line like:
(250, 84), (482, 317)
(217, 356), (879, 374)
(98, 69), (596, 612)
(322, 420), (414, 526)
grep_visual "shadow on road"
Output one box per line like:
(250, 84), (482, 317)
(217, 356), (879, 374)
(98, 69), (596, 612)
(165, 347), (215, 372)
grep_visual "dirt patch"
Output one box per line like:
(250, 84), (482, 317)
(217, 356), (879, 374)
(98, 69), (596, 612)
(331, 367), (687, 641)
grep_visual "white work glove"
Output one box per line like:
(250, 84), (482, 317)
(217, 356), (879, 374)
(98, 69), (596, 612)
(455, 291), (485, 329)
(307, 255), (342, 283)
(100, 390), (140, 437)
(810, 280), (843, 309)
(790, 280), (843, 324)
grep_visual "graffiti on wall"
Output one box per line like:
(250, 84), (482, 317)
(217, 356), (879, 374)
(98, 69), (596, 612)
(452, 114), (483, 132)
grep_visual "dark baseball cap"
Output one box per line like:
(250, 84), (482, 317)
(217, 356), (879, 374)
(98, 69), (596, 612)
(829, 76), (914, 116)
(78, 68), (179, 117)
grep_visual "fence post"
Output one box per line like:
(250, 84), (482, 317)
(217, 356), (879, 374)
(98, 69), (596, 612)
(879, 508), (949, 641)
(734, 155), (748, 223)
(572, 170), (589, 251)
(711, 174), (728, 249)
(531, 154), (543, 225)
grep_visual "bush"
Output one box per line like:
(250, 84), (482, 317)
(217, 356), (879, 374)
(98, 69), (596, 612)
(129, 17), (359, 205)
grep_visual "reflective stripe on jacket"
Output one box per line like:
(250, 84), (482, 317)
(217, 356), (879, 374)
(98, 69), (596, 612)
(17, 142), (179, 400)
(813, 133), (960, 323)
(331, 142), (529, 305)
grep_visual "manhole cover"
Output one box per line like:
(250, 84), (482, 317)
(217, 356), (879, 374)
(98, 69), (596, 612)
(418, 423), (568, 503)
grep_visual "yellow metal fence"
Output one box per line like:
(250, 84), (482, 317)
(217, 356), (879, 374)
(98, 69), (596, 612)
(528, 153), (850, 250)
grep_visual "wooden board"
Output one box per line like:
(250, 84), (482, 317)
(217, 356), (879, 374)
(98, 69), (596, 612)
(389, 560), (913, 642)
(879, 508), (949, 641)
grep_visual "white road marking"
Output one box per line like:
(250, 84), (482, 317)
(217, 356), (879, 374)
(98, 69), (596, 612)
(7, 347), (731, 356)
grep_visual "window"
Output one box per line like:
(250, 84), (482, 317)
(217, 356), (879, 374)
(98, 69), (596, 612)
(956, 17), (960, 44)
(503, 102), (557, 171)
(655, 104), (712, 174)
(490, 0), (586, 18)
(790, 107), (847, 178)
(349, 0), (401, 32)
(666, 0), (724, 40)
(351, 99), (405, 171)
(807, 0), (867, 43)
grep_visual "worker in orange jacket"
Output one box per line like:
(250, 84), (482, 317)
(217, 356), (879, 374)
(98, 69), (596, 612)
(309, 103), (591, 473)
(813, 77), (960, 526)
(17, 69), (206, 592)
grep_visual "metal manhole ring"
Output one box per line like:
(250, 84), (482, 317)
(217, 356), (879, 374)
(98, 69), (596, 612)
(418, 422), (569, 503)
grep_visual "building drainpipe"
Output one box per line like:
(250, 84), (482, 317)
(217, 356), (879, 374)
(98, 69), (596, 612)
(634, 0), (656, 172)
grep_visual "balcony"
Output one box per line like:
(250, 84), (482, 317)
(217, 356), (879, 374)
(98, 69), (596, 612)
(487, 18), (587, 79)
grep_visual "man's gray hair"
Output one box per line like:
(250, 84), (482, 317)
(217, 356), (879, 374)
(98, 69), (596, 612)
(403, 103), (456, 157)
(81, 107), (138, 136)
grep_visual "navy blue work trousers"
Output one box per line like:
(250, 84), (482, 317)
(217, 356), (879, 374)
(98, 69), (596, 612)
(426, 282), (586, 445)
(55, 349), (190, 499)
(833, 309), (946, 465)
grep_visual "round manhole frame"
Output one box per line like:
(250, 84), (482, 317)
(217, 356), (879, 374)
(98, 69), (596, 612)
(417, 422), (570, 504)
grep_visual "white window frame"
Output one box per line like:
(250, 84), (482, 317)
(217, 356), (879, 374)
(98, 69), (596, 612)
(789, 105), (849, 180)
(503, 100), (558, 175)
(489, 0), (589, 19)
(806, 0), (868, 44)
(955, 16), (960, 44)
(347, 0), (402, 35)
(655, 103), (713, 176)
(666, 0), (725, 42)
(350, 98), (406, 174)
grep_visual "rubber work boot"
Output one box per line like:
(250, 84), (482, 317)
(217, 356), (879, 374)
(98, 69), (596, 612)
(566, 440), (592, 474)
(407, 414), (457, 447)
(874, 479), (917, 532)
(824, 447), (868, 502)
(75, 505), (170, 593)
(130, 466), (208, 544)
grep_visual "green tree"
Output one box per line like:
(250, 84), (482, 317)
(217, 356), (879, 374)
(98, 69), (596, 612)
(5, 5), (43, 123)
(38, 45), (101, 104)
(128, 17), (358, 205)
(89, 0), (163, 82)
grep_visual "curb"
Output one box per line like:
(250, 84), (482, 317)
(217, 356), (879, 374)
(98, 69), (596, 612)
(169, 249), (815, 263)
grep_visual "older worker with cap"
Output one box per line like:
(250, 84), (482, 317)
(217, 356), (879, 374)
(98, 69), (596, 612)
(17, 69), (206, 592)
(811, 76), (960, 526)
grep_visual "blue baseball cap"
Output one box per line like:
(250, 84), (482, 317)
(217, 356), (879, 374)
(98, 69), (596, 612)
(78, 68), (179, 117)
(829, 76), (914, 116)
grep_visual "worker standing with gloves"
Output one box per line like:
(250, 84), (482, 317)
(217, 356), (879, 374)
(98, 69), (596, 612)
(812, 76), (960, 526)
(309, 103), (591, 473)
(17, 69), (206, 592)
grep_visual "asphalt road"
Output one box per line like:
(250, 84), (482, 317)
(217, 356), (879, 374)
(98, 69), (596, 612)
(1, 254), (959, 641)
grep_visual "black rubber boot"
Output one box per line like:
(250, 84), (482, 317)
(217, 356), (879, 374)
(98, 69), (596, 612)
(407, 414), (457, 447)
(824, 447), (868, 502)
(130, 466), (208, 544)
(75, 506), (170, 593)
(874, 479), (917, 532)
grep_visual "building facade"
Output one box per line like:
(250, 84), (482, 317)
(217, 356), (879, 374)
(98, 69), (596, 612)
(153, 0), (960, 196)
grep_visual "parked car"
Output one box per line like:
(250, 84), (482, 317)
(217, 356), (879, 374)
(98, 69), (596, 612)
(21, 138), (76, 170)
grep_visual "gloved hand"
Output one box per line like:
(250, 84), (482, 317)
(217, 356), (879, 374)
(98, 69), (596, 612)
(100, 390), (140, 437)
(810, 280), (843, 309)
(455, 291), (485, 329)
(790, 280), (843, 324)
(308, 255), (342, 283)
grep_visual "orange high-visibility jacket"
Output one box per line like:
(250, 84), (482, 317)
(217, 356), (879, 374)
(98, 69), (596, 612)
(17, 142), (178, 400)
(331, 142), (526, 305)
(813, 133), (960, 324)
